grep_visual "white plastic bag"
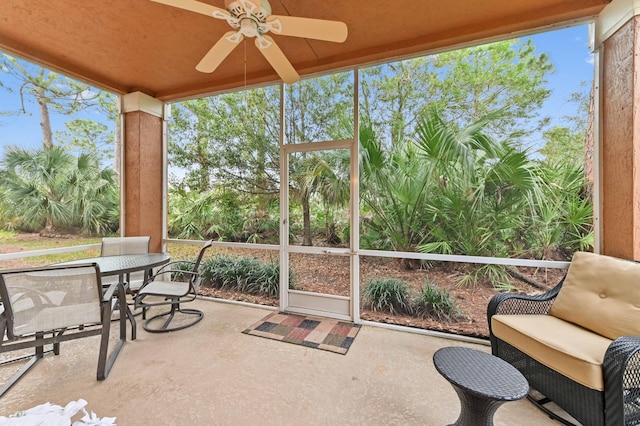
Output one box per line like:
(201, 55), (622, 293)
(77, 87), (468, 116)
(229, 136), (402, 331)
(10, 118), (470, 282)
(0, 399), (116, 426)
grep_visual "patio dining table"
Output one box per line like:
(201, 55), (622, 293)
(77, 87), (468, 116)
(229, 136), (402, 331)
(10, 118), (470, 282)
(57, 253), (170, 341)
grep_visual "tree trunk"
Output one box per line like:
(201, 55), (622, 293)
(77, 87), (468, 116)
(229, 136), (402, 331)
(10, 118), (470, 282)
(302, 193), (313, 246)
(36, 86), (54, 148)
(505, 266), (550, 290)
(39, 217), (58, 237)
(584, 82), (595, 199)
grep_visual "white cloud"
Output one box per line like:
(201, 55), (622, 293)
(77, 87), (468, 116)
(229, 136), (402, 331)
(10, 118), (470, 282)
(585, 54), (595, 65)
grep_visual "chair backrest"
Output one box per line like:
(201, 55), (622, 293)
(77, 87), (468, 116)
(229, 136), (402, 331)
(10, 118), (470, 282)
(101, 236), (151, 287)
(101, 236), (150, 256)
(189, 240), (214, 290)
(0, 264), (103, 340)
(548, 251), (640, 340)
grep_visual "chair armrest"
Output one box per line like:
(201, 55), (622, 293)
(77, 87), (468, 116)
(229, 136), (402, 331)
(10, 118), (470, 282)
(149, 268), (198, 280)
(102, 282), (118, 302)
(603, 336), (640, 425)
(155, 260), (196, 275)
(487, 278), (564, 329)
(147, 261), (194, 280)
(138, 270), (200, 293)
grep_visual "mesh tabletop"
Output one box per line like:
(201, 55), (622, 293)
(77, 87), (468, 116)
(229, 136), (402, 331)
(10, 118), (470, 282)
(433, 347), (529, 401)
(58, 254), (170, 277)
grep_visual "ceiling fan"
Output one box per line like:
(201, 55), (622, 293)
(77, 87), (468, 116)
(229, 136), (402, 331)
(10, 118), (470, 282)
(150, 0), (348, 84)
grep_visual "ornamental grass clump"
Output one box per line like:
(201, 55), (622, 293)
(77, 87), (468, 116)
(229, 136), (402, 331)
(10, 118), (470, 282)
(243, 261), (282, 298)
(170, 259), (197, 281)
(414, 279), (463, 321)
(363, 278), (413, 315)
(200, 255), (288, 298)
(200, 255), (240, 289)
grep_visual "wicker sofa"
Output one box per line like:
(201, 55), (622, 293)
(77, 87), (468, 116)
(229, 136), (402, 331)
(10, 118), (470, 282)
(487, 251), (640, 426)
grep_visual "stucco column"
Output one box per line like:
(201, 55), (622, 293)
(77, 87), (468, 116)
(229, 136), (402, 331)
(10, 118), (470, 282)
(595, 0), (640, 259)
(120, 92), (166, 253)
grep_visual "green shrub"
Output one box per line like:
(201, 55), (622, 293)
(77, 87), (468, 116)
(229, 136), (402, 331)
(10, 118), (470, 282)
(414, 279), (462, 321)
(200, 255), (292, 298)
(200, 255), (242, 289)
(363, 278), (413, 315)
(171, 259), (196, 281)
(243, 261), (283, 298)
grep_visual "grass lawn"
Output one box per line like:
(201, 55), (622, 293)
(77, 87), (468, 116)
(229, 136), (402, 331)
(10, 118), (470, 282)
(0, 231), (103, 269)
(0, 231), (216, 270)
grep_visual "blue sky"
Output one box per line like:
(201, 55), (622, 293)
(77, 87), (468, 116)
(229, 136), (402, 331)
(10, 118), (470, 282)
(0, 24), (593, 153)
(523, 25), (594, 148)
(0, 79), (112, 150)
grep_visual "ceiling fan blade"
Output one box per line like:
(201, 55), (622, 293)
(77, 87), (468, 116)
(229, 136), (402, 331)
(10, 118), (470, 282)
(255, 36), (300, 84)
(267, 15), (348, 43)
(149, 0), (229, 19)
(196, 31), (243, 73)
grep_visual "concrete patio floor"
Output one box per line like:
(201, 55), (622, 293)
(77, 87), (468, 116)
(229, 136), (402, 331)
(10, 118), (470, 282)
(0, 298), (559, 425)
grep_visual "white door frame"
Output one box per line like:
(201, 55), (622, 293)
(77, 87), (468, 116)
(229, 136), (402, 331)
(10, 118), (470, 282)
(278, 70), (360, 322)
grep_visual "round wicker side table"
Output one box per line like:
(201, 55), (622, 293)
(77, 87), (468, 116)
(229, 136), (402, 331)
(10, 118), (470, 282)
(433, 346), (529, 426)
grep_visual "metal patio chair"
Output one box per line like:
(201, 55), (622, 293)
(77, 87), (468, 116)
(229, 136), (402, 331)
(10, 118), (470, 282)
(100, 236), (151, 289)
(135, 240), (213, 333)
(101, 236), (151, 317)
(0, 263), (123, 397)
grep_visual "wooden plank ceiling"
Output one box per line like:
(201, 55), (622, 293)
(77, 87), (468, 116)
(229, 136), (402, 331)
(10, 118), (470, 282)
(0, 0), (610, 101)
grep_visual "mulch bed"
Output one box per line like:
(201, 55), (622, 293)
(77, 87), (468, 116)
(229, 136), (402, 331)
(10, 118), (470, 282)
(200, 254), (565, 339)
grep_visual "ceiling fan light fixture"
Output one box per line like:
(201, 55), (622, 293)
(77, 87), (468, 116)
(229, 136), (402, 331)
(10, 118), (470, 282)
(239, 18), (260, 38)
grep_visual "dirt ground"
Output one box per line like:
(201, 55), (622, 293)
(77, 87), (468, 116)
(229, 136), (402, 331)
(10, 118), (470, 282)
(1, 234), (566, 339)
(198, 250), (566, 339)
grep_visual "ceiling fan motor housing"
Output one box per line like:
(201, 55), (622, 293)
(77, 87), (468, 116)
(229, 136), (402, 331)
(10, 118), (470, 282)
(225, 0), (271, 21)
(224, 0), (272, 37)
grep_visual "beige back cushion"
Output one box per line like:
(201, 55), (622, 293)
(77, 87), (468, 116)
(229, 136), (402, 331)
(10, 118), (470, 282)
(549, 251), (640, 340)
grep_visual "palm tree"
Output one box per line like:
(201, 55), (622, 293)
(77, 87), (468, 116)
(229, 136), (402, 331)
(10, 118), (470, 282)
(526, 160), (593, 259)
(1, 146), (74, 234)
(287, 148), (351, 246)
(0, 146), (119, 235)
(359, 108), (538, 277)
(68, 152), (119, 235)
(414, 108), (536, 260)
(308, 150), (351, 244)
(288, 153), (318, 246)
(359, 115), (435, 268)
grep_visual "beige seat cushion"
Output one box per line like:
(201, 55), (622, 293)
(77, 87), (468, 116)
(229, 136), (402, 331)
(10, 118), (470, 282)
(548, 251), (640, 340)
(492, 314), (612, 391)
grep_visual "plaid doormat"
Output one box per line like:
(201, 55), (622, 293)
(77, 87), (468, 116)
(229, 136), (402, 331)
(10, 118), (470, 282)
(242, 312), (361, 355)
